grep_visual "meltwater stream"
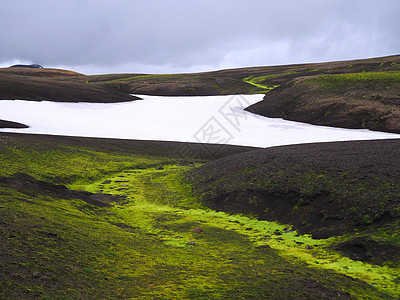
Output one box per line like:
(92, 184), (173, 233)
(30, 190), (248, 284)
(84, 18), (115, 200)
(0, 94), (398, 147)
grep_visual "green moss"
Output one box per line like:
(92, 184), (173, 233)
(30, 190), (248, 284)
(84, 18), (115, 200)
(0, 142), (174, 185)
(305, 71), (400, 92)
(104, 74), (177, 83)
(324, 109), (333, 118)
(77, 166), (400, 297)
(184, 86), (197, 93)
(242, 75), (280, 93)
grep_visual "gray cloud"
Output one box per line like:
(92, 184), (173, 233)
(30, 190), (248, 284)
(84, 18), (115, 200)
(0, 0), (399, 74)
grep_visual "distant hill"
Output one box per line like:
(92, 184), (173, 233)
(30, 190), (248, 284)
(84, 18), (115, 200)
(0, 67), (139, 103)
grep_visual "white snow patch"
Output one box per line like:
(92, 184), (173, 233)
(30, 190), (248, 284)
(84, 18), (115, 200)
(0, 94), (398, 148)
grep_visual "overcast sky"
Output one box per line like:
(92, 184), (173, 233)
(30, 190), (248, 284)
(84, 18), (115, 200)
(0, 0), (399, 74)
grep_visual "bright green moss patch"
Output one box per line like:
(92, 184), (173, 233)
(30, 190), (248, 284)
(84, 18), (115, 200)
(76, 166), (400, 297)
(0, 142), (175, 185)
(105, 73), (178, 83)
(242, 75), (280, 93)
(1, 183), (365, 299)
(305, 71), (400, 92)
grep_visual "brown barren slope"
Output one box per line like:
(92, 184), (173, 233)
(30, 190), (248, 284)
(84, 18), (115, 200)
(0, 67), (140, 102)
(186, 139), (400, 239)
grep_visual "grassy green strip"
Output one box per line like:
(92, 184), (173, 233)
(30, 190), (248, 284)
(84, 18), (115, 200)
(242, 75), (279, 93)
(104, 74), (177, 83)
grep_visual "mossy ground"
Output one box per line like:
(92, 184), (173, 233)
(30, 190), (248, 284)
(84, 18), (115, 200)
(1, 134), (398, 299)
(304, 71), (400, 92)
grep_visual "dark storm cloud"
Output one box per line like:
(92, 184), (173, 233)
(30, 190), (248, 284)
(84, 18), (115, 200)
(0, 0), (399, 74)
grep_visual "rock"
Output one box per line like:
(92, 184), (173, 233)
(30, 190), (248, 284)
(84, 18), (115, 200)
(245, 228), (253, 231)
(102, 180), (112, 184)
(276, 237), (284, 241)
(187, 241), (196, 245)
(305, 245), (314, 250)
(256, 245), (271, 249)
(33, 271), (42, 278)
(155, 166), (164, 170)
(192, 227), (203, 233)
(119, 184), (128, 187)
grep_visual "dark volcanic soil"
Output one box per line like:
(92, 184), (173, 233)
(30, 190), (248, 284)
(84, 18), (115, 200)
(245, 55), (400, 134)
(331, 236), (400, 266)
(0, 132), (257, 161)
(186, 139), (400, 239)
(0, 119), (28, 129)
(0, 173), (123, 207)
(247, 75), (400, 134)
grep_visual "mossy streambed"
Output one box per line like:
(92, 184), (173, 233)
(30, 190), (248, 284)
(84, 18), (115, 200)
(0, 134), (398, 299)
(71, 165), (400, 298)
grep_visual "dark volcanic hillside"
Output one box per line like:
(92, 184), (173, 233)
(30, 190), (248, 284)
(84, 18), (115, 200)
(186, 139), (400, 240)
(247, 69), (400, 134)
